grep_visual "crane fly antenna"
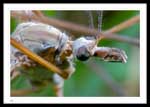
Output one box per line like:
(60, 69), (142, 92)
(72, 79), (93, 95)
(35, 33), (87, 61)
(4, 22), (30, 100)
(97, 11), (103, 33)
(95, 11), (103, 43)
(85, 11), (94, 29)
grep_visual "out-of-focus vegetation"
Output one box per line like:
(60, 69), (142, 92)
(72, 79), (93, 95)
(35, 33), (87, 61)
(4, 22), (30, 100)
(11, 11), (139, 96)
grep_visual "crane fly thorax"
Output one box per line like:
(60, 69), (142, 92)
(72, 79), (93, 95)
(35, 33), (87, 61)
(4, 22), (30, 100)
(11, 22), (75, 76)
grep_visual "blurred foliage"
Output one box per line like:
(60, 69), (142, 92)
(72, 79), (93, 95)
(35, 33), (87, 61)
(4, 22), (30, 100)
(11, 11), (140, 96)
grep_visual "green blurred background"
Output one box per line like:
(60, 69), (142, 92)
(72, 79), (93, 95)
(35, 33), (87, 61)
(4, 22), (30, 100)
(11, 11), (140, 96)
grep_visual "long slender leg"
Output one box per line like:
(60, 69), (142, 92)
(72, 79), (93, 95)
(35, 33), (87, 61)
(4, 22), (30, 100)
(93, 47), (127, 63)
(52, 74), (64, 97)
(53, 84), (64, 97)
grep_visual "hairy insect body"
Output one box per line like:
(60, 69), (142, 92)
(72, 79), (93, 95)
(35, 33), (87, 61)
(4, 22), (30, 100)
(11, 22), (75, 89)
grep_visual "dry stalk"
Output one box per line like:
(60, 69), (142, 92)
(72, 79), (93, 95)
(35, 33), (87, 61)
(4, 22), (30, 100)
(11, 38), (68, 79)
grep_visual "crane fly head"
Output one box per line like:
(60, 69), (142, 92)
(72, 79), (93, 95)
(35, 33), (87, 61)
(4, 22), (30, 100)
(72, 36), (97, 61)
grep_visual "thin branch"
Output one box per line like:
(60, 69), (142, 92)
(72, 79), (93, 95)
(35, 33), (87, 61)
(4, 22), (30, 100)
(101, 33), (139, 46)
(11, 11), (139, 46)
(104, 15), (140, 34)
(11, 38), (68, 79)
(11, 89), (36, 96)
(11, 87), (63, 96)
(32, 10), (45, 18)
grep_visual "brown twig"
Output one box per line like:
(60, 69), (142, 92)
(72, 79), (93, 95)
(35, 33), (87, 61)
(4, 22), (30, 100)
(101, 33), (139, 46)
(11, 38), (68, 79)
(104, 15), (140, 34)
(11, 11), (139, 46)
(32, 10), (45, 18)
(11, 88), (43, 96)
(11, 89), (36, 96)
(11, 90), (34, 96)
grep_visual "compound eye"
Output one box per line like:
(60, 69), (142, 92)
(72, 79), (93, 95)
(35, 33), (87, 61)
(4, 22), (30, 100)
(76, 46), (90, 61)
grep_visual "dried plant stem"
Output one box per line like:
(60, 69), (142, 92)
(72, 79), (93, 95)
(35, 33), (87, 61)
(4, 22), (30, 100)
(11, 86), (63, 96)
(11, 38), (68, 79)
(11, 11), (139, 46)
(11, 89), (36, 96)
(101, 33), (139, 46)
(104, 15), (140, 34)
(32, 10), (44, 18)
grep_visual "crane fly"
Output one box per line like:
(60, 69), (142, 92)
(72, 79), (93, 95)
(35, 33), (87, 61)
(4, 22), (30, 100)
(11, 11), (127, 96)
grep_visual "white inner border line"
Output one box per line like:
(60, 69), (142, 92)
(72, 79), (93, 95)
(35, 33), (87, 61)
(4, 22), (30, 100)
(4, 3), (147, 104)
